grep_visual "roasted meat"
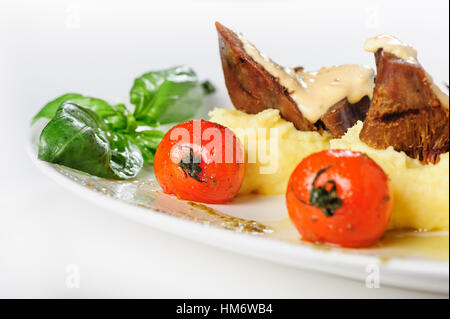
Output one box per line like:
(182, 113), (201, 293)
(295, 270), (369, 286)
(360, 50), (449, 163)
(215, 22), (370, 137)
(319, 96), (371, 137)
(215, 22), (316, 132)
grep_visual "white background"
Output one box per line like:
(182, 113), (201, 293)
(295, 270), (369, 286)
(0, 0), (448, 298)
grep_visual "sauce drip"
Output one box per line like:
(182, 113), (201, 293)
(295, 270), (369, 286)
(240, 35), (375, 123)
(364, 35), (418, 64)
(365, 35), (449, 109)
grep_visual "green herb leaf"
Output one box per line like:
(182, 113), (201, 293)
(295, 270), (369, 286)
(130, 65), (214, 125)
(31, 93), (84, 125)
(38, 102), (143, 179)
(34, 66), (213, 179)
(201, 80), (216, 94)
(126, 129), (165, 164)
(31, 93), (133, 132)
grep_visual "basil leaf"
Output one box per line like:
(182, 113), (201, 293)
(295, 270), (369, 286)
(32, 94), (132, 131)
(108, 103), (137, 132)
(130, 65), (214, 125)
(126, 129), (165, 164)
(38, 102), (143, 179)
(31, 93), (83, 125)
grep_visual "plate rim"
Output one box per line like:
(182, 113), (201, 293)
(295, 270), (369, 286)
(28, 125), (449, 295)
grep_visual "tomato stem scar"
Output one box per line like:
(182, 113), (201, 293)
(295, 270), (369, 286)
(309, 165), (343, 217)
(177, 145), (206, 183)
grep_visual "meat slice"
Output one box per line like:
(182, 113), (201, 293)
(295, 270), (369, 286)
(215, 22), (371, 137)
(215, 22), (317, 132)
(360, 50), (449, 163)
(319, 96), (371, 137)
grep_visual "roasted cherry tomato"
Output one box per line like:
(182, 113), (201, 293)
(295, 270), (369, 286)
(154, 120), (245, 204)
(286, 149), (393, 248)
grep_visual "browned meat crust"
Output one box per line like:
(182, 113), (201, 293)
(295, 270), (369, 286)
(216, 22), (370, 137)
(360, 50), (449, 163)
(319, 96), (371, 138)
(215, 22), (317, 132)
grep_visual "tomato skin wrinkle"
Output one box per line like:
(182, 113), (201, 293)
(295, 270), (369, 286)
(286, 149), (393, 248)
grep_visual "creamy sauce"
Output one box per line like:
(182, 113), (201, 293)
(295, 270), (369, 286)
(239, 35), (375, 123)
(365, 35), (449, 109)
(364, 35), (418, 64)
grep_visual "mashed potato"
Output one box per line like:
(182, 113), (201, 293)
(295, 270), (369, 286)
(209, 108), (331, 194)
(331, 121), (449, 231)
(209, 108), (449, 231)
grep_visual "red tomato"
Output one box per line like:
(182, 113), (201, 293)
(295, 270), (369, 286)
(286, 150), (393, 248)
(154, 120), (245, 204)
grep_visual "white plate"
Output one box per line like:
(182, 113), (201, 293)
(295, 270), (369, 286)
(28, 121), (449, 294)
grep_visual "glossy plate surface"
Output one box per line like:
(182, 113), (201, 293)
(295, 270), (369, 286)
(29, 121), (449, 294)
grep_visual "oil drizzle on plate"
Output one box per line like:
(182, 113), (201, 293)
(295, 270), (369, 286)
(265, 217), (449, 262)
(186, 201), (272, 234)
(54, 164), (449, 262)
(372, 230), (449, 262)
